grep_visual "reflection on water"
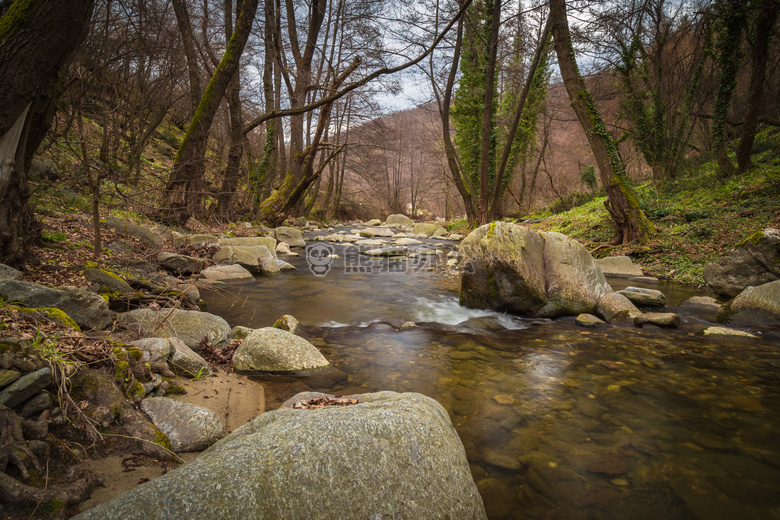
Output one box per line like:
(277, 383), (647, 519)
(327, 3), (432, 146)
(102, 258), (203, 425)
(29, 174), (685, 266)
(201, 237), (780, 520)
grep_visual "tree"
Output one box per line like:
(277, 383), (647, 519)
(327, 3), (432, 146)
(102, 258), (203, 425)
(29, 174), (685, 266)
(164, 0), (258, 224)
(0, 0), (95, 266)
(550, 0), (654, 244)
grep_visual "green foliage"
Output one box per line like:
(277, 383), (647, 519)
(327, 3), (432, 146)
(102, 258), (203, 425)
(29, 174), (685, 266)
(581, 166), (597, 191)
(41, 231), (67, 243)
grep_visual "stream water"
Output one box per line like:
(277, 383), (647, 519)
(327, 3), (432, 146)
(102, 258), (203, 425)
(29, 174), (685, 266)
(201, 232), (780, 520)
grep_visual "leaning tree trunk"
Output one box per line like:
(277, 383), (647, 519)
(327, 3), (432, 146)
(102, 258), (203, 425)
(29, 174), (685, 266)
(0, 0), (95, 267)
(549, 0), (653, 244)
(164, 0), (258, 225)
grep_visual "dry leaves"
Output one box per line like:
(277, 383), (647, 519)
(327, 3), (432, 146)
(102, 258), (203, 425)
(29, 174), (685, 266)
(291, 397), (359, 409)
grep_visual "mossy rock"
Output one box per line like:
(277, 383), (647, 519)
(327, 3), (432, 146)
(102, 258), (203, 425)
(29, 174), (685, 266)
(20, 307), (81, 332)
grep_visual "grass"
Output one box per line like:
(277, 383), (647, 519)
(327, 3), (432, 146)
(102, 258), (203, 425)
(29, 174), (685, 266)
(524, 128), (780, 286)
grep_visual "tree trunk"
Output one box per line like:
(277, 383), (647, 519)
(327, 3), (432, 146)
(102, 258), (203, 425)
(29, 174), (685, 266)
(0, 0), (95, 266)
(172, 0), (203, 117)
(736, 0), (778, 172)
(164, 0), (258, 224)
(549, 0), (653, 244)
(477, 0), (501, 225)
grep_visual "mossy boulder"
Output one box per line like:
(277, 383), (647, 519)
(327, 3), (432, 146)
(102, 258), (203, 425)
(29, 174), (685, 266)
(718, 280), (780, 326)
(233, 328), (328, 373)
(141, 397), (224, 452)
(74, 391), (486, 520)
(84, 268), (133, 294)
(703, 228), (780, 297)
(386, 214), (412, 227)
(412, 223), (445, 237)
(458, 222), (611, 318)
(118, 308), (230, 349)
(0, 281), (112, 329)
(212, 245), (277, 274)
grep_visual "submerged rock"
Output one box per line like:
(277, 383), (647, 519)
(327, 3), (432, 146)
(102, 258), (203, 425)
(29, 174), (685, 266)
(233, 327), (329, 373)
(703, 228), (780, 297)
(458, 222), (611, 318)
(697, 326), (757, 338)
(618, 286), (666, 307)
(75, 391), (486, 520)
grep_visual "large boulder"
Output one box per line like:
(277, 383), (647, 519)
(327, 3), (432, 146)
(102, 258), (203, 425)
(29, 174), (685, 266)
(83, 268), (133, 294)
(274, 227), (305, 248)
(212, 245), (278, 274)
(386, 214), (412, 227)
(0, 263), (23, 281)
(118, 308), (231, 349)
(103, 216), (165, 248)
(199, 264), (255, 281)
(703, 228), (780, 297)
(718, 280), (780, 326)
(157, 252), (205, 275)
(458, 222), (611, 318)
(597, 292), (641, 322)
(596, 256), (643, 276)
(233, 327), (329, 373)
(141, 397), (224, 452)
(0, 281), (112, 329)
(168, 337), (212, 378)
(413, 223), (445, 237)
(74, 391), (486, 520)
(219, 236), (277, 258)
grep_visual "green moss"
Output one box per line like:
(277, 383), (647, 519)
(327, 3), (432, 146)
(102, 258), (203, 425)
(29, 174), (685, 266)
(735, 229), (764, 248)
(129, 379), (145, 401)
(166, 385), (185, 395)
(84, 261), (99, 269)
(125, 346), (143, 361)
(0, 0), (35, 41)
(20, 307), (80, 332)
(154, 428), (173, 452)
(100, 269), (127, 284)
(39, 498), (66, 514)
(487, 221), (497, 239)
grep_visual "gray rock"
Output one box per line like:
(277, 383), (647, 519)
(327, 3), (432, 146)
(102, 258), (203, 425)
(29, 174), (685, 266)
(575, 313), (605, 328)
(118, 308), (231, 349)
(386, 214), (412, 227)
(83, 268), (133, 294)
(219, 237), (277, 258)
(129, 338), (172, 372)
(29, 157), (60, 180)
(19, 392), (52, 417)
(596, 256), (643, 276)
(233, 328), (329, 373)
(432, 227), (448, 237)
(169, 337), (212, 378)
(412, 223), (443, 237)
(704, 228), (780, 297)
(230, 326), (255, 339)
(365, 219), (382, 226)
(597, 292), (642, 322)
(199, 264), (254, 281)
(272, 315), (299, 334)
(0, 367), (51, 408)
(0, 281), (112, 329)
(212, 245), (276, 274)
(618, 286), (666, 307)
(157, 252), (205, 275)
(107, 239), (135, 255)
(274, 227), (305, 248)
(173, 233), (219, 247)
(395, 237), (423, 246)
(276, 260), (296, 270)
(141, 397), (224, 452)
(680, 296), (720, 312)
(698, 326), (758, 339)
(627, 276), (660, 284)
(359, 227), (394, 238)
(276, 241), (293, 254)
(361, 246), (408, 257)
(75, 391), (486, 520)
(720, 280), (780, 326)
(0, 369), (21, 389)
(459, 223), (611, 319)
(634, 312), (681, 328)
(103, 216), (165, 248)
(0, 263), (23, 281)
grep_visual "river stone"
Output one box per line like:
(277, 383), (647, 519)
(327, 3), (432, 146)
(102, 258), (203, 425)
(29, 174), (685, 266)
(220, 236), (277, 258)
(720, 280), (780, 326)
(76, 391), (486, 520)
(432, 227), (448, 237)
(233, 328), (329, 373)
(386, 214), (412, 227)
(169, 337), (211, 378)
(0, 281), (112, 330)
(83, 268), (133, 294)
(274, 226), (305, 248)
(576, 313), (606, 328)
(634, 312), (681, 328)
(618, 286), (666, 307)
(199, 264), (254, 281)
(362, 246), (408, 257)
(129, 338), (172, 375)
(679, 296), (720, 313)
(364, 218), (382, 226)
(596, 256), (643, 276)
(141, 397), (224, 452)
(359, 227), (394, 238)
(276, 241), (294, 253)
(412, 223), (443, 237)
(157, 252), (205, 275)
(273, 315), (299, 334)
(173, 233), (219, 247)
(118, 308), (231, 349)
(230, 326), (255, 340)
(697, 326), (758, 339)
(0, 369), (21, 389)
(276, 260), (295, 270)
(213, 245), (275, 274)
(598, 292), (642, 322)
(0, 263), (23, 281)
(459, 222), (611, 318)
(0, 367), (51, 408)
(395, 237), (422, 246)
(103, 216), (164, 248)
(704, 228), (780, 297)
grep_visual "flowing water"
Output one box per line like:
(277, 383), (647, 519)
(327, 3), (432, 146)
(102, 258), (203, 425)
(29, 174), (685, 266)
(201, 234), (780, 520)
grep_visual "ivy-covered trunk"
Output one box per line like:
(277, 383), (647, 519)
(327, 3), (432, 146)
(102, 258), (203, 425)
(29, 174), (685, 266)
(550, 0), (653, 244)
(164, 0), (258, 224)
(0, 0), (95, 266)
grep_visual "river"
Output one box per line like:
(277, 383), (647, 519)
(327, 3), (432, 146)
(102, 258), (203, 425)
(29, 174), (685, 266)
(201, 232), (780, 520)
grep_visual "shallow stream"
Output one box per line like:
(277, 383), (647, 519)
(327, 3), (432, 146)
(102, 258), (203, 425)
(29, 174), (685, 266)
(202, 233), (780, 520)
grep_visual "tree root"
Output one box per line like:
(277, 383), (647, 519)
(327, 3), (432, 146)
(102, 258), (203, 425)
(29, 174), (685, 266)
(0, 470), (101, 507)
